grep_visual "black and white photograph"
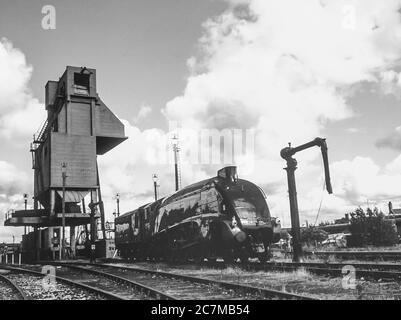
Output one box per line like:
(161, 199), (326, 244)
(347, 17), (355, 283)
(0, 0), (401, 312)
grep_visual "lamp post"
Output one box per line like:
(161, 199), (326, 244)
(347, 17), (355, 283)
(172, 134), (181, 191)
(152, 174), (159, 201)
(116, 193), (120, 217)
(61, 162), (67, 260)
(112, 210), (117, 234)
(23, 194), (28, 235)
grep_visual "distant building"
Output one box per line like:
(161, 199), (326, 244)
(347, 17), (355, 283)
(388, 201), (401, 217)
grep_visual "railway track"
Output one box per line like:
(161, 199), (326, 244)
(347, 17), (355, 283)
(0, 272), (29, 300)
(9, 259), (401, 299)
(305, 250), (401, 261)
(50, 264), (175, 300)
(199, 259), (401, 283)
(106, 257), (401, 272)
(47, 262), (318, 300)
(105, 258), (401, 283)
(0, 265), (122, 300)
(192, 260), (401, 282)
(260, 262), (401, 282)
(264, 261), (401, 273)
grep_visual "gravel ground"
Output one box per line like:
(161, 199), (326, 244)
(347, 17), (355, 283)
(17, 265), (149, 300)
(6, 273), (104, 300)
(85, 264), (267, 300)
(0, 281), (19, 300)
(53, 266), (149, 300)
(107, 262), (401, 300)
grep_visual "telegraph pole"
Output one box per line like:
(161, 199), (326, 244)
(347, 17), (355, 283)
(172, 134), (181, 191)
(88, 200), (101, 263)
(89, 201), (97, 263)
(152, 174), (159, 201)
(116, 193), (120, 217)
(61, 162), (67, 260)
(23, 194), (28, 235)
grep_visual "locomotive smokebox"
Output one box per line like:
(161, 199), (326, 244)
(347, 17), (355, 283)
(217, 166), (238, 183)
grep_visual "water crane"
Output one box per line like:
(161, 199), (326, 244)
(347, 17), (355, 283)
(280, 137), (333, 262)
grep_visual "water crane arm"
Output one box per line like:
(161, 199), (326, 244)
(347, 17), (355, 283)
(280, 137), (332, 194)
(320, 140), (332, 194)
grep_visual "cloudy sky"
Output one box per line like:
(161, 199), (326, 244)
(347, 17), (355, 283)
(1, 0), (401, 242)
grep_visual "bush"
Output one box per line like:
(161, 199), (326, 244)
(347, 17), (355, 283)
(300, 226), (328, 246)
(348, 207), (398, 247)
(280, 230), (291, 240)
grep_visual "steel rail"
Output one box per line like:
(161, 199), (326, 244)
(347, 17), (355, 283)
(264, 261), (401, 272)
(0, 272), (30, 300)
(195, 260), (401, 281)
(308, 250), (401, 260)
(260, 262), (401, 281)
(43, 262), (176, 300)
(100, 257), (401, 274)
(0, 265), (124, 300)
(102, 258), (401, 282)
(71, 262), (318, 300)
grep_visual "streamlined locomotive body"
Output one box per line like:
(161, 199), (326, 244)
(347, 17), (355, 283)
(115, 167), (281, 262)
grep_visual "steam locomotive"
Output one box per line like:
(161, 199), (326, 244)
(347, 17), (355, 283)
(115, 166), (281, 263)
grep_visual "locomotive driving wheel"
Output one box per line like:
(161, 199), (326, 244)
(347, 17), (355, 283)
(238, 250), (249, 263)
(223, 249), (235, 264)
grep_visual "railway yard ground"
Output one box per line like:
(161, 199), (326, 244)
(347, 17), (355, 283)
(103, 260), (401, 300)
(2, 250), (401, 300)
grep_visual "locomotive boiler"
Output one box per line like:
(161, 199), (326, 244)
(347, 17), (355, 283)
(115, 166), (281, 263)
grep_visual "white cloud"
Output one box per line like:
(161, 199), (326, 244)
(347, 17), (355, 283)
(331, 156), (401, 208)
(346, 128), (361, 133)
(132, 104), (152, 124)
(0, 39), (39, 197)
(376, 126), (401, 151)
(0, 161), (30, 242)
(162, 0), (401, 224)
(386, 153), (401, 174)
(0, 161), (30, 197)
(99, 0), (401, 225)
(0, 38), (32, 114)
(0, 98), (44, 139)
(0, 38), (45, 141)
(379, 70), (401, 98)
(97, 119), (206, 220)
(0, 39), (44, 241)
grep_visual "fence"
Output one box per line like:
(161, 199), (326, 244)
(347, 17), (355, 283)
(0, 252), (22, 265)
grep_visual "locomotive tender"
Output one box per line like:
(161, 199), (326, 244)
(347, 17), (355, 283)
(115, 166), (281, 262)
